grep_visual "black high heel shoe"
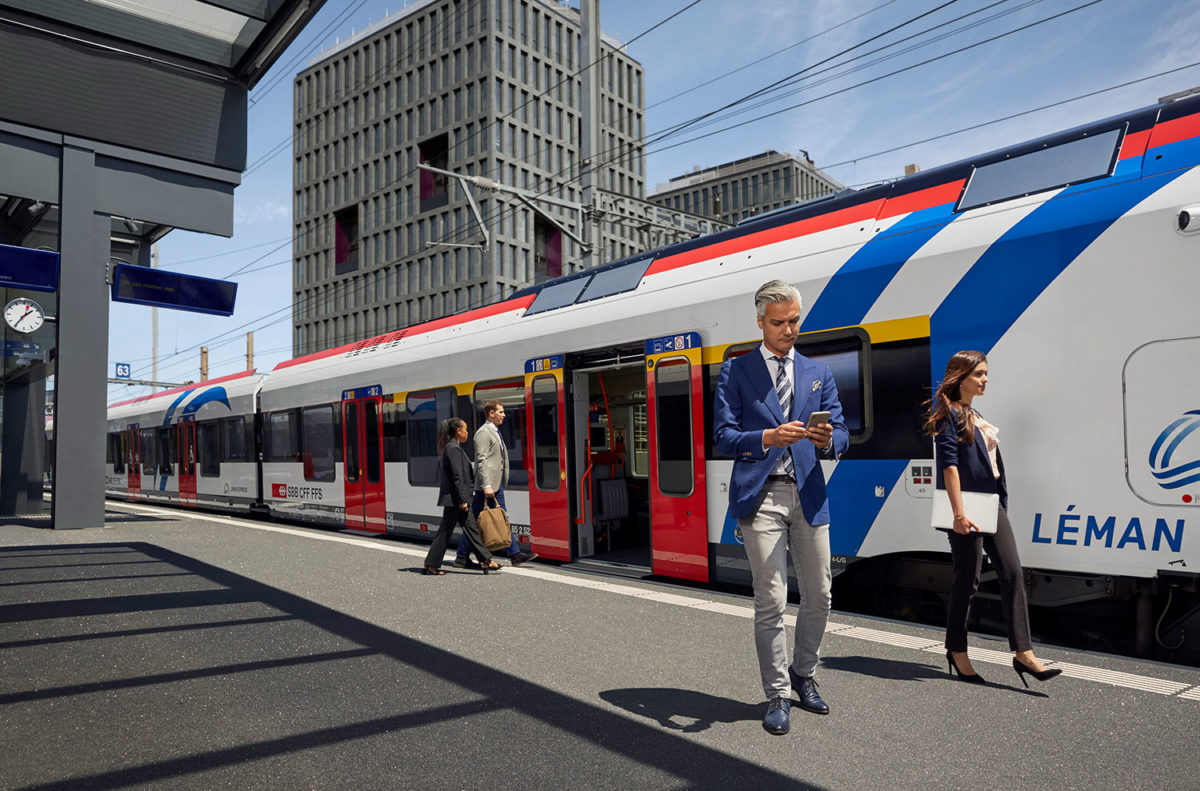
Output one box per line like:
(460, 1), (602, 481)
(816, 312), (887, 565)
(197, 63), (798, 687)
(1012, 657), (1062, 688)
(946, 650), (987, 684)
(479, 559), (501, 575)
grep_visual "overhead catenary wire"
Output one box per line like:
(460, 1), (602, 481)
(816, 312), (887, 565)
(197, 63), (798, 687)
(118, 0), (1165, 396)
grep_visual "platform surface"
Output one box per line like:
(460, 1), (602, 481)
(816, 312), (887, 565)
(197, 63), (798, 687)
(1, 502), (1197, 790)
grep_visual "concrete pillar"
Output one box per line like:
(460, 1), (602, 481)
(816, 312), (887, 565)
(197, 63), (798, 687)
(51, 143), (110, 529)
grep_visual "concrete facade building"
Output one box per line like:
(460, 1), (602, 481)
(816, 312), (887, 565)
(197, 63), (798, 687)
(292, 0), (646, 356)
(649, 150), (843, 226)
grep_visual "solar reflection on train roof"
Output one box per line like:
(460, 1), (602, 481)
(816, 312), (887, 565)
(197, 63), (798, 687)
(576, 256), (654, 304)
(525, 277), (591, 315)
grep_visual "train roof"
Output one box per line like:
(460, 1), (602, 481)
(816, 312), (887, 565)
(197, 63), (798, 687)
(241, 91), (1200, 383)
(107, 369), (262, 413)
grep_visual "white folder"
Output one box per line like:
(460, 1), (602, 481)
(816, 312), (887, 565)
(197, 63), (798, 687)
(931, 489), (999, 534)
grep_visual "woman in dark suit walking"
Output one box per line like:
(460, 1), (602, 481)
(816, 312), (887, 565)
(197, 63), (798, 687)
(925, 351), (1061, 687)
(423, 418), (500, 575)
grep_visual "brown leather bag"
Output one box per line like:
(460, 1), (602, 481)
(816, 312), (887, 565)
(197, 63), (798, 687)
(476, 495), (512, 551)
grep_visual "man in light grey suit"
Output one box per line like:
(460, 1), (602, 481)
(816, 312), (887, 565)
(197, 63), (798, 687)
(454, 400), (538, 567)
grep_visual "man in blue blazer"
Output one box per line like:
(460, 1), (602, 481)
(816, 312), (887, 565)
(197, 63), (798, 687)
(714, 280), (849, 735)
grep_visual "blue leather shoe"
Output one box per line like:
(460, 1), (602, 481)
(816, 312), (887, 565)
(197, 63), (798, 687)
(762, 697), (790, 735)
(789, 666), (830, 715)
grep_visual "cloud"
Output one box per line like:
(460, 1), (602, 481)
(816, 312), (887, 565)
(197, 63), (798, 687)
(235, 200), (290, 226)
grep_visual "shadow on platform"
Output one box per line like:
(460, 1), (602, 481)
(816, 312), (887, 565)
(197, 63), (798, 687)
(599, 687), (762, 732)
(0, 542), (828, 791)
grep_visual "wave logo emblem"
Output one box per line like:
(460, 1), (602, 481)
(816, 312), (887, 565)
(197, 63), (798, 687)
(1148, 410), (1200, 491)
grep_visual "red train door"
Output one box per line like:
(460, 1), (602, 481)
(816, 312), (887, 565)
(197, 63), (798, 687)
(178, 421), (197, 506)
(645, 332), (710, 582)
(127, 427), (141, 496)
(342, 392), (386, 533)
(525, 355), (570, 560)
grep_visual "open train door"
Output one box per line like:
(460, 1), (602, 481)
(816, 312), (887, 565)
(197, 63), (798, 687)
(645, 332), (710, 582)
(525, 354), (571, 560)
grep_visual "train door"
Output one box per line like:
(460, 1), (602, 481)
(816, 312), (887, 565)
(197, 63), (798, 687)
(524, 355), (570, 560)
(645, 332), (710, 582)
(342, 395), (386, 533)
(178, 420), (197, 507)
(568, 354), (652, 566)
(127, 426), (141, 496)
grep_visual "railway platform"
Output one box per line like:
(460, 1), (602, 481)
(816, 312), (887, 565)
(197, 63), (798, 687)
(2, 503), (1197, 790)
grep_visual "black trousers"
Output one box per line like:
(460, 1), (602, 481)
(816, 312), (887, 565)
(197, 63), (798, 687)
(424, 506), (491, 569)
(945, 507), (1032, 653)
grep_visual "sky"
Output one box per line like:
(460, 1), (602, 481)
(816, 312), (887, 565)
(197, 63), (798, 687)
(105, 0), (1200, 402)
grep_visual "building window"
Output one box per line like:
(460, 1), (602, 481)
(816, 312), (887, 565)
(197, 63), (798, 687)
(418, 133), (450, 211)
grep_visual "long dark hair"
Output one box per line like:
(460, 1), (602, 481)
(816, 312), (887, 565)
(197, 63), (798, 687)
(437, 418), (466, 454)
(923, 350), (987, 444)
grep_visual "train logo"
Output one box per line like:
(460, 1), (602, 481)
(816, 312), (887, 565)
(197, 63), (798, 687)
(1148, 410), (1200, 502)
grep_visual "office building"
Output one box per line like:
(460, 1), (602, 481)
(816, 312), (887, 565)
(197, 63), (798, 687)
(292, 0), (645, 355)
(649, 150), (843, 226)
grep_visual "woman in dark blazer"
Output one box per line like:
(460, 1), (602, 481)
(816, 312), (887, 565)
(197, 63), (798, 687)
(925, 351), (1060, 687)
(423, 418), (500, 575)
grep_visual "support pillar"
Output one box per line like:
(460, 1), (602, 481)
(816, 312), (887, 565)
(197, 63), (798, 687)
(51, 143), (110, 529)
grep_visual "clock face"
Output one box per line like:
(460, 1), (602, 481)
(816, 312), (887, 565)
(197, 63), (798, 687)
(4, 298), (45, 333)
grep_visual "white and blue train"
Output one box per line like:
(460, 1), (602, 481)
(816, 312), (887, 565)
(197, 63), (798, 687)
(107, 93), (1200, 663)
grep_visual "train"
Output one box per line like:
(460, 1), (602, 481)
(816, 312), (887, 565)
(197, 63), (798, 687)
(107, 92), (1200, 665)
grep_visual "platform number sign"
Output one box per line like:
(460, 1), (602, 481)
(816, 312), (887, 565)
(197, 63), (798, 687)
(114, 363), (131, 379)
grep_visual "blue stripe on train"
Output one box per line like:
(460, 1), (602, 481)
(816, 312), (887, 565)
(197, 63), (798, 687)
(801, 202), (957, 333)
(928, 158), (1186, 370)
(826, 459), (910, 557)
(714, 459), (909, 557)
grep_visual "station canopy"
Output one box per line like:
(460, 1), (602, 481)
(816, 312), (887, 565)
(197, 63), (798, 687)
(0, 0), (322, 88)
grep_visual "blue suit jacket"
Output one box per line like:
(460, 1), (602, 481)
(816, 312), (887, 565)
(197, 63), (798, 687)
(714, 347), (850, 523)
(934, 407), (1008, 511)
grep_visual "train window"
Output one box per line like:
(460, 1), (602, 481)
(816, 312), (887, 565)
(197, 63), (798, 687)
(707, 343), (780, 461)
(301, 405), (337, 482)
(198, 422), (220, 477)
(265, 410), (301, 463)
(407, 388), (454, 486)
(852, 337), (934, 461)
(474, 379), (528, 488)
(220, 416), (252, 462)
(108, 433), (125, 473)
(957, 127), (1122, 211)
(140, 428), (156, 476)
(575, 256), (653, 304)
(531, 375), (560, 491)
(795, 328), (872, 440)
(382, 400), (407, 462)
(655, 358), (694, 496)
(157, 427), (175, 476)
(631, 402), (648, 477)
(363, 400), (382, 484)
(344, 401), (360, 484)
(525, 276), (590, 315)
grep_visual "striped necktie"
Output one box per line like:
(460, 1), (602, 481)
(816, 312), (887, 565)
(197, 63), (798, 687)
(772, 355), (794, 478)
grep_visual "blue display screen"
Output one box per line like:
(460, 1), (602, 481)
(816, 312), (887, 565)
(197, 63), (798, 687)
(0, 244), (58, 292)
(111, 263), (237, 316)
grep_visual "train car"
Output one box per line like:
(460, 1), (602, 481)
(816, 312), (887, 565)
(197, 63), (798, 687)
(105, 370), (263, 511)
(107, 93), (1200, 662)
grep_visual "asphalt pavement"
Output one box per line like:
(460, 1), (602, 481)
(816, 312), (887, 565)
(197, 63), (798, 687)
(1, 502), (1197, 790)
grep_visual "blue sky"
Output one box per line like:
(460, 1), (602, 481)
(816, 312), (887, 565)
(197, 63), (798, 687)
(106, 0), (1200, 401)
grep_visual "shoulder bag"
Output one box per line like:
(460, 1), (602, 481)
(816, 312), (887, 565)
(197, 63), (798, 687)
(477, 495), (512, 551)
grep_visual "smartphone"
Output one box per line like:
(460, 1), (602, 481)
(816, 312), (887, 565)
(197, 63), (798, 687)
(806, 411), (831, 428)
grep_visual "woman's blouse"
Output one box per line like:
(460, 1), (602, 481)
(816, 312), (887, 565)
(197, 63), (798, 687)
(973, 412), (1001, 480)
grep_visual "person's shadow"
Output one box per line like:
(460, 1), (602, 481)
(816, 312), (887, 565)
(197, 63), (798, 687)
(600, 688), (761, 733)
